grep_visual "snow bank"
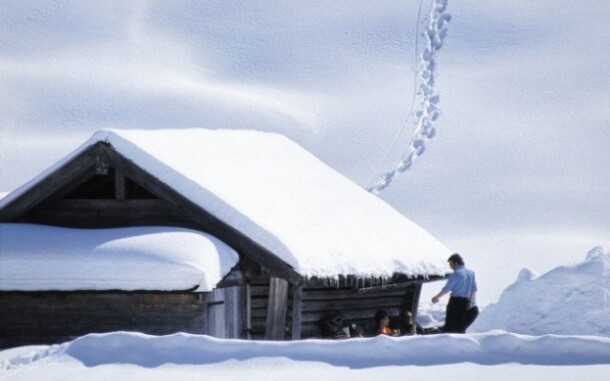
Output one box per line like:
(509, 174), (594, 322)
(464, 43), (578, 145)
(472, 247), (610, 336)
(0, 128), (451, 279)
(0, 224), (238, 291)
(2, 331), (608, 372)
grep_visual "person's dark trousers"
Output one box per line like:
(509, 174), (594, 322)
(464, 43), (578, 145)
(442, 296), (469, 333)
(464, 306), (479, 331)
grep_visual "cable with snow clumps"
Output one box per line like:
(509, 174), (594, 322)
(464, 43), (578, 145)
(367, 0), (451, 194)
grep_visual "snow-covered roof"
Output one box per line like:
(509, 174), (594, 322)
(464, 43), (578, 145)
(0, 224), (239, 292)
(0, 128), (451, 278)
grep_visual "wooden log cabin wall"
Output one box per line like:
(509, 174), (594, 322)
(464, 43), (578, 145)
(0, 291), (208, 348)
(297, 280), (421, 338)
(0, 142), (442, 347)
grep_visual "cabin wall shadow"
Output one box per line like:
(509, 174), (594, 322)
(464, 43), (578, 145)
(0, 292), (208, 348)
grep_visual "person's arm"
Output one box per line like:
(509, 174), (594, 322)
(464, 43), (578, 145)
(432, 272), (457, 303)
(468, 272), (478, 308)
(468, 290), (477, 309)
(431, 290), (448, 304)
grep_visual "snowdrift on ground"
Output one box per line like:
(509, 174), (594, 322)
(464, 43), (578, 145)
(471, 247), (610, 336)
(2, 331), (610, 375)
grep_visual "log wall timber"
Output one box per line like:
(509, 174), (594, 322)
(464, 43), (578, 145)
(291, 284), (303, 340)
(242, 284), (252, 339)
(411, 283), (423, 320)
(299, 284), (418, 338)
(224, 286), (241, 338)
(207, 288), (226, 338)
(248, 275), (271, 340)
(264, 277), (290, 340)
(115, 170), (126, 200)
(18, 199), (193, 228)
(0, 292), (208, 348)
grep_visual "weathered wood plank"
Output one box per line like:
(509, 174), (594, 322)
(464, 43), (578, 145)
(242, 284), (252, 339)
(250, 285), (271, 297)
(291, 284), (303, 340)
(299, 307), (403, 323)
(411, 283), (422, 320)
(20, 199), (193, 228)
(207, 288), (225, 338)
(0, 291), (209, 347)
(264, 277), (289, 340)
(115, 170), (126, 200)
(301, 296), (406, 312)
(251, 298), (273, 309)
(224, 286), (241, 338)
(302, 288), (407, 301)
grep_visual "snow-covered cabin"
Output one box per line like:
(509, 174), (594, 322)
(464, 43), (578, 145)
(0, 129), (450, 347)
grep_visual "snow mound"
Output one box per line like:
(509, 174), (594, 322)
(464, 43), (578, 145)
(472, 247), (610, 336)
(2, 331), (608, 372)
(0, 224), (239, 292)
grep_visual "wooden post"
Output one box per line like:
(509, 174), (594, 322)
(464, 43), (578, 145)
(242, 284), (252, 339)
(265, 277), (289, 340)
(291, 284), (303, 340)
(95, 156), (109, 175)
(115, 170), (126, 200)
(411, 283), (422, 320)
(224, 286), (240, 338)
(198, 293), (209, 335)
(207, 288), (225, 338)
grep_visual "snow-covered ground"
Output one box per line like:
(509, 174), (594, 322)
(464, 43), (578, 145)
(2, 331), (609, 380)
(1, 0), (609, 378)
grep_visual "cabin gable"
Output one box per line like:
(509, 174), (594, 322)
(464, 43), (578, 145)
(0, 142), (301, 284)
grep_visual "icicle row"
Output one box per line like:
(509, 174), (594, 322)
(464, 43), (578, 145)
(368, 0), (451, 194)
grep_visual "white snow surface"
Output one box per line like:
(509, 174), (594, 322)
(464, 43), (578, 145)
(0, 224), (238, 292)
(472, 247), (610, 336)
(1, 331), (609, 380)
(0, 128), (451, 279)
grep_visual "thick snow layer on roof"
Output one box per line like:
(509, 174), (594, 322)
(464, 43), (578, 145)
(0, 224), (238, 292)
(471, 247), (610, 336)
(0, 128), (450, 278)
